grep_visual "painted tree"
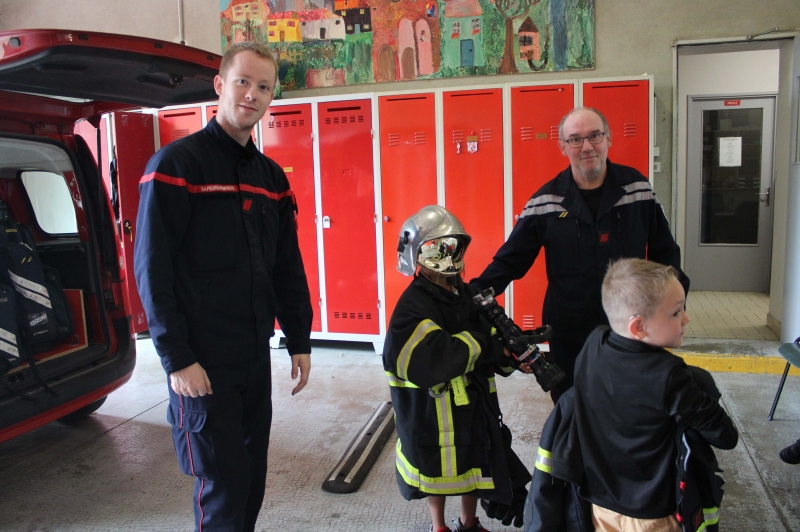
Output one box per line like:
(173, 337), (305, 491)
(493, 0), (541, 74)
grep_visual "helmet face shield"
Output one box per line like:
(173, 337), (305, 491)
(418, 236), (467, 274)
(396, 205), (471, 277)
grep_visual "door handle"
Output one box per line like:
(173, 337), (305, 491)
(383, 216), (390, 222)
(757, 186), (770, 207)
(123, 220), (133, 242)
(322, 215), (331, 229)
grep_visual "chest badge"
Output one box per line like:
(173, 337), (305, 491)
(598, 231), (610, 245)
(242, 198), (253, 212)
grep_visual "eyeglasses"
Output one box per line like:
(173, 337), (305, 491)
(561, 131), (607, 148)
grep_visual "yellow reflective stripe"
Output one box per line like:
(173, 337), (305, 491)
(453, 331), (481, 373)
(535, 446), (552, 474)
(395, 438), (495, 494)
(695, 507), (720, 532)
(451, 376), (469, 406)
(435, 391), (456, 476)
(385, 371), (420, 388)
(488, 376), (496, 393)
(397, 319), (441, 380)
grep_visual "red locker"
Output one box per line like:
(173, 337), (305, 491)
(261, 104), (322, 332)
(582, 80), (650, 177)
(113, 111), (156, 334)
(206, 106), (218, 122)
(318, 100), (379, 334)
(510, 84), (574, 329)
(158, 107), (202, 149)
(378, 93), (438, 328)
(442, 89), (505, 302)
(75, 117), (111, 191)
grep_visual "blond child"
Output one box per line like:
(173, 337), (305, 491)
(565, 258), (738, 531)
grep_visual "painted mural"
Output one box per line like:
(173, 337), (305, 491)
(220, 0), (593, 90)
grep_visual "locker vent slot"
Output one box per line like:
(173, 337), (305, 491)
(480, 129), (493, 142)
(588, 83), (641, 90)
(520, 127), (534, 141)
(386, 96), (428, 101)
(163, 111), (196, 118)
(325, 115), (365, 124)
(387, 133), (400, 146)
(550, 126), (559, 139)
(522, 315), (536, 329)
(519, 87), (565, 93)
(623, 123), (637, 137)
(452, 130), (465, 143)
(414, 132), (426, 145)
(270, 119), (306, 128)
(333, 311), (373, 320)
(171, 129), (190, 141)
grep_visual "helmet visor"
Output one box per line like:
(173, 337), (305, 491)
(418, 236), (467, 274)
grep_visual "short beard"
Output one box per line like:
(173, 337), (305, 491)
(575, 160), (606, 185)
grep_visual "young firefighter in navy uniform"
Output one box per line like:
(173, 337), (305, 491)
(384, 206), (531, 532)
(134, 42), (312, 532)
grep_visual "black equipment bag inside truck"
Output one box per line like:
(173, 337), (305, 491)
(0, 283), (20, 377)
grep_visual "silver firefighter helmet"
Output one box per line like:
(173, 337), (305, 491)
(396, 205), (471, 278)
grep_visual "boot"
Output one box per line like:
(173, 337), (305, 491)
(779, 438), (800, 464)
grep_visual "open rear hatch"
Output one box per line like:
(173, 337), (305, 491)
(0, 29), (219, 412)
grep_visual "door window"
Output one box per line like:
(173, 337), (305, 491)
(20, 171), (78, 235)
(700, 108), (763, 245)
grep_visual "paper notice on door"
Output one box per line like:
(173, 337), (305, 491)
(719, 137), (742, 167)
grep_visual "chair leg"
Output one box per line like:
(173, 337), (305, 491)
(768, 362), (791, 421)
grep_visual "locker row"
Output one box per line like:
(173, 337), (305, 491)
(81, 77), (654, 352)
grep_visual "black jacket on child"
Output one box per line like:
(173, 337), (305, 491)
(550, 326), (738, 519)
(383, 275), (530, 503)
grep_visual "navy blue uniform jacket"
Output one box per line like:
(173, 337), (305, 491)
(134, 118), (313, 375)
(474, 161), (688, 345)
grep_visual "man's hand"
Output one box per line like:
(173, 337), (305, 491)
(291, 354), (311, 395)
(170, 362), (212, 397)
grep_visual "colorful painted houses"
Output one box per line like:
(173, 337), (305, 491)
(298, 9), (346, 41)
(267, 11), (303, 43)
(335, 0), (373, 34)
(442, 0), (484, 68)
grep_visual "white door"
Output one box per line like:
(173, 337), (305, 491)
(685, 96), (776, 291)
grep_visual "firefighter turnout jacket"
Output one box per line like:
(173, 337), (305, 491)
(134, 117), (313, 375)
(523, 388), (592, 532)
(383, 275), (530, 502)
(475, 160), (688, 345)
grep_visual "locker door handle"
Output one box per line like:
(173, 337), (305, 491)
(322, 216), (331, 228)
(383, 216), (390, 222)
(124, 220), (133, 242)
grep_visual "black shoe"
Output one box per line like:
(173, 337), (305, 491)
(779, 439), (800, 464)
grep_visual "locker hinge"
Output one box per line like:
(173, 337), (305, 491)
(377, 299), (381, 309)
(311, 133), (314, 142)
(319, 298), (322, 307)
(374, 214), (377, 223)
(371, 129), (374, 139)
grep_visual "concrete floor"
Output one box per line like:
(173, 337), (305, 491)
(0, 338), (799, 532)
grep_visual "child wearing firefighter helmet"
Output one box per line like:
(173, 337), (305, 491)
(383, 205), (531, 532)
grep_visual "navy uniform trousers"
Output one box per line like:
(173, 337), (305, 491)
(166, 354), (272, 532)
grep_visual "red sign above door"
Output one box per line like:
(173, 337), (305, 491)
(724, 100), (741, 106)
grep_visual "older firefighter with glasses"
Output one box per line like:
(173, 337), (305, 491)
(383, 206), (531, 532)
(473, 107), (689, 403)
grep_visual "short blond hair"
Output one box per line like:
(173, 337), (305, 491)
(602, 258), (679, 334)
(220, 41), (278, 83)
